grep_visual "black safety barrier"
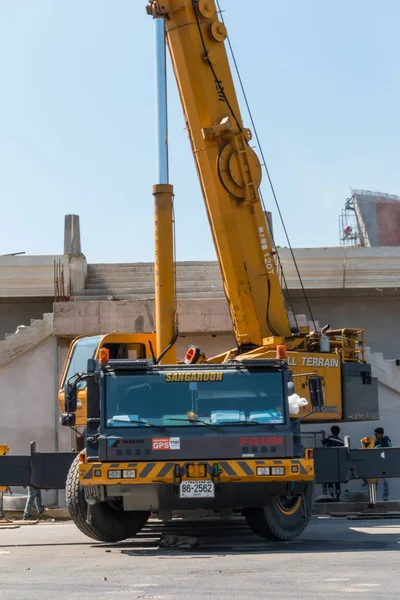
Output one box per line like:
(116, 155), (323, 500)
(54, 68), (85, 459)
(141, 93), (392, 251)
(314, 446), (400, 483)
(0, 443), (77, 489)
(1, 443), (400, 490)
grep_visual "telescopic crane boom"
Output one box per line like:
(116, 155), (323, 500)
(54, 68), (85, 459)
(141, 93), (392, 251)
(147, 0), (292, 350)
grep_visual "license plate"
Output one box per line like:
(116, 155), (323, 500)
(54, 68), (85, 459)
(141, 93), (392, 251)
(179, 480), (215, 498)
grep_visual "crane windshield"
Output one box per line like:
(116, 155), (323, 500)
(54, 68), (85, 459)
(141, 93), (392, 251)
(105, 368), (286, 428)
(63, 336), (103, 385)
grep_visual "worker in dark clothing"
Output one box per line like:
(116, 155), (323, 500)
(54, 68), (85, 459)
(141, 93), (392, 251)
(374, 427), (391, 501)
(322, 425), (344, 448)
(321, 425), (344, 501)
(374, 427), (391, 448)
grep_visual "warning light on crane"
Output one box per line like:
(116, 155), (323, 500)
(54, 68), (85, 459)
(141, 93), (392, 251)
(99, 348), (110, 366)
(276, 345), (287, 360)
(184, 345), (201, 364)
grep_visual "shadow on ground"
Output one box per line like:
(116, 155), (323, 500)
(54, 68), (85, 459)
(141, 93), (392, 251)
(93, 517), (400, 556)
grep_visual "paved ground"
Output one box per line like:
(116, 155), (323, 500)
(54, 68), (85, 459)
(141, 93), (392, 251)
(1, 516), (400, 599)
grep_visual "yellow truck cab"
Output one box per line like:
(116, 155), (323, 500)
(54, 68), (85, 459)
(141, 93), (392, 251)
(59, 333), (156, 431)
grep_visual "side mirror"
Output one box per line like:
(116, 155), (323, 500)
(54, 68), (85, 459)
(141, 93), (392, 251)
(308, 376), (324, 410)
(60, 413), (76, 427)
(64, 379), (79, 413)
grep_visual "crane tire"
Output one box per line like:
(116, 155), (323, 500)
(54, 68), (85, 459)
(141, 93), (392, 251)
(66, 456), (150, 543)
(243, 483), (314, 542)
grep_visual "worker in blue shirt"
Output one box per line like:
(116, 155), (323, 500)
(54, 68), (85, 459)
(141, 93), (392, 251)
(374, 427), (391, 501)
(321, 425), (344, 501)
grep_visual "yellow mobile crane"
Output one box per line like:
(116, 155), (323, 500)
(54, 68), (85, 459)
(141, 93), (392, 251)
(54, 0), (380, 544)
(3, 2), (399, 535)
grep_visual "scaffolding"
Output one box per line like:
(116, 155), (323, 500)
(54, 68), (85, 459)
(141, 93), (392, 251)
(339, 196), (364, 246)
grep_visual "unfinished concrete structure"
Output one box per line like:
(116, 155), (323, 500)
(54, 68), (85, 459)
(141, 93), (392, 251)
(1, 214), (400, 501)
(340, 189), (400, 247)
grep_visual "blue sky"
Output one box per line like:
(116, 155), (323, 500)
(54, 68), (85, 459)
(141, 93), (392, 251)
(0, 1), (398, 262)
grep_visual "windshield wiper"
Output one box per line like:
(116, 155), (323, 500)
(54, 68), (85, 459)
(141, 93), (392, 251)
(217, 421), (279, 429)
(167, 418), (222, 432)
(109, 418), (165, 432)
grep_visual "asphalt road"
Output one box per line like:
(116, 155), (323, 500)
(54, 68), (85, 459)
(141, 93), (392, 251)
(1, 516), (400, 599)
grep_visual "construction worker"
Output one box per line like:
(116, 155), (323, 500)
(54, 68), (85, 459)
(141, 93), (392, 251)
(23, 486), (44, 521)
(321, 425), (344, 501)
(322, 425), (344, 448)
(374, 427), (392, 501)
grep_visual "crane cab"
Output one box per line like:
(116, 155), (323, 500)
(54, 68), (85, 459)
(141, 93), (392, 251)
(58, 333), (156, 430)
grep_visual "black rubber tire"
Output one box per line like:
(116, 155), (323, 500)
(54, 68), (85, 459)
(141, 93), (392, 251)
(66, 456), (150, 543)
(243, 484), (314, 542)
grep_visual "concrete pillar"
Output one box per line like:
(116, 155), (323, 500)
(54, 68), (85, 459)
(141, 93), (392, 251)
(64, 215), (82, 256)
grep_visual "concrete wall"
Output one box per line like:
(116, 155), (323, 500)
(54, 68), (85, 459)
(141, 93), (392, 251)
(0, 254), (87, 299)
(0, 300), (53, 339)
(353, 191), (400, 247)
(279, 246), (400, 289)
(0, 336), (71, 505)
(376, 201), (400, 246)
(0, 337), (58, 453)
(53, 299), (233, 337)
(54, 294), (400, 360)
